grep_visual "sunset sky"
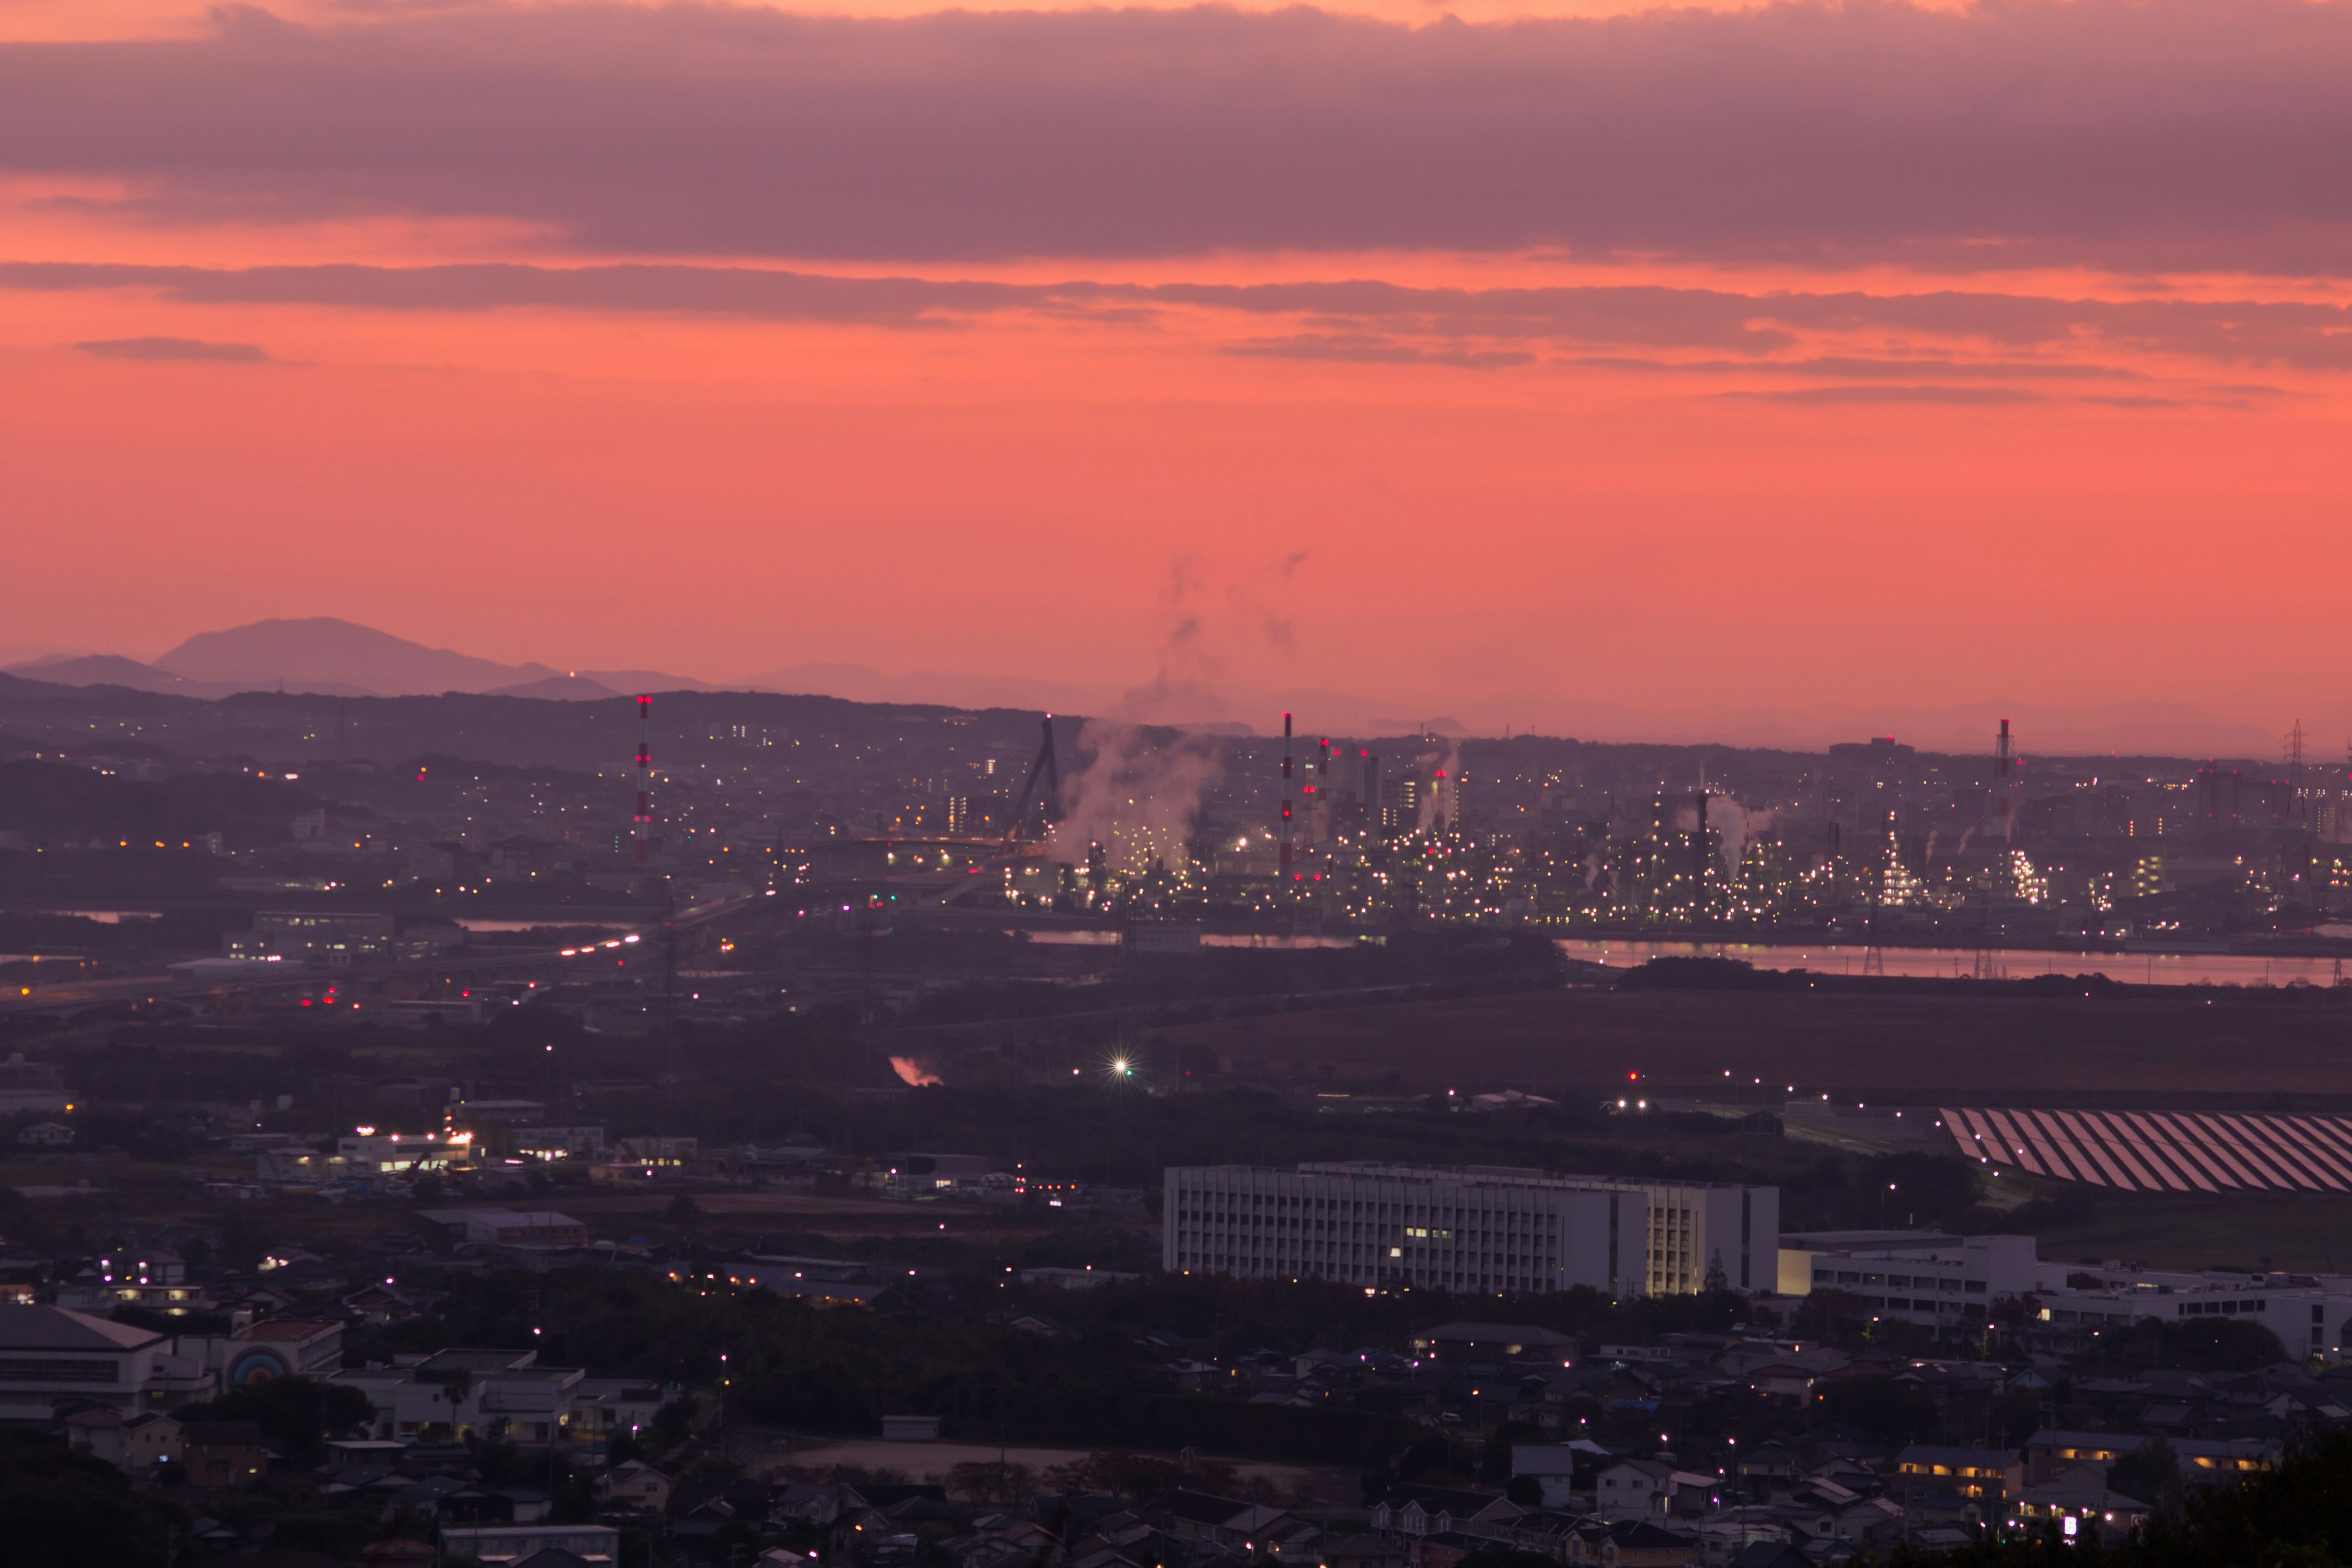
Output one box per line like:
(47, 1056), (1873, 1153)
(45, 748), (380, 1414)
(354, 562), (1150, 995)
(6, 0), (2351, 747)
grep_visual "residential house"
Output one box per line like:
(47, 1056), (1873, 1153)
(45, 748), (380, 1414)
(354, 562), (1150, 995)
(1595, 1461), (1676, 1521)
(439, 1525), (620, 1566)
(1326, 1534), (1409, 1568)
(1370, 1485), (1501, 1540)
(182, 1420), (271, 1487)
(597, 1460), (672, 1512)
(65, 1408), (181, 1471)
(1412, 1322), (1580, 1370)
(1570, 1520), (1697, 1567)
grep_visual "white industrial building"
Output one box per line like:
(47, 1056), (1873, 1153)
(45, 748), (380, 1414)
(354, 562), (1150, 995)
(1781, 1231), (2352, 1354)
(1162, 1163), (1779, 1298)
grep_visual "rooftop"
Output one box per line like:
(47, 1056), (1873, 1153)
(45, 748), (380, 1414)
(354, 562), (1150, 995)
(0, 1305), (163, 1353)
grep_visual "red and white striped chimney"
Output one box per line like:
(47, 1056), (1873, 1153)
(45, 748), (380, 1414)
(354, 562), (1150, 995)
(1279, 711), (1293, 875)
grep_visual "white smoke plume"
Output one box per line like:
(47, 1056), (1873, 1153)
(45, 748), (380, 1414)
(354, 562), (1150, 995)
(1049, 719), (1225, 875)
(1709, 799), (1776, 871)
(1416, 736), (1461, 832)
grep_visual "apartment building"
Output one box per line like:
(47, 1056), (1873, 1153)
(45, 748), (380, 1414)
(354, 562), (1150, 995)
(1162, 1163), (1779, 1298)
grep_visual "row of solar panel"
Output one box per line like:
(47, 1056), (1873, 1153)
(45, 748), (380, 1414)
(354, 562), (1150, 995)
(1940, 1106), (2352, 1193)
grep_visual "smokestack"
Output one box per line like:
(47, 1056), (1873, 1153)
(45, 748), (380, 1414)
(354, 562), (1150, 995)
(633, 694), (653, 867)
(1280, 712), (1293, 875)
(1695, 790), (1709, 905)
(1997, 718), (2012, 780)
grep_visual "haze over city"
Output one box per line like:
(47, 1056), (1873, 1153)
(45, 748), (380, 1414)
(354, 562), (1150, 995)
(12, 1), (2352, 1564)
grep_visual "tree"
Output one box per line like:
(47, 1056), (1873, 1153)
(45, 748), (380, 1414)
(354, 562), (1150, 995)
(0, 1429), (183, 1568)
(667, 1193), (703, 1231)
(440, 1368), (475, 1436)
(650, 1393), (698, 1453)
(948, 1460), (1036, 1507)
(1480, 1420), (1546, 1482)
(2108, 1439), (2180, 1509)
(173, 1378), (377, 1467)
(1505, 1474), (1544, 1507)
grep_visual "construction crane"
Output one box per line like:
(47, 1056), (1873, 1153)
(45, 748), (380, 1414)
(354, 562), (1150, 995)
(1004, 715), (1063, 845)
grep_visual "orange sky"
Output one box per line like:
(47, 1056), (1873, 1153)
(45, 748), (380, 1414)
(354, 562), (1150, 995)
(5, 0), (2351, 745)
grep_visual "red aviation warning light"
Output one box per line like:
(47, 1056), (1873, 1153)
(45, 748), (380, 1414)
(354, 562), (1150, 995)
(1279, 712), (1294, 873)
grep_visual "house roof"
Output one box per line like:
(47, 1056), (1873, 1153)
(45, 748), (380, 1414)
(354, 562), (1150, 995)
(509, 1553), (595, 1568)
(609, 1460), (669, 1481)
(1372, 1484), (1499, 1510)
(1146, 1489), (1256, 1527)
(0, 1305), (162, 1352)
(1607, 1521), (1691, 1548)
(238, 1318), (339, 1343)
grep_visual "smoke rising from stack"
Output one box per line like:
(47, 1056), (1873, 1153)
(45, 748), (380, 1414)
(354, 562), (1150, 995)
(1708, 798), (1775, 870)
(1048, 719), (1225, 876)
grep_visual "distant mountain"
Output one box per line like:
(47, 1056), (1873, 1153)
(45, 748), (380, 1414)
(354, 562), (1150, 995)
(16, 617), (2298, 755)
(740, 662), (1454, 737)
(0, 651), (382, 700)
(155, 617), (557, 697)
(147, 617), (712, 699)
(0, 643), (92, 667)
(744, 662), (1128, 716)
(2, 653), (205, 695)
(488, 674), (622, 701)
(1680, 698), (2283, 761)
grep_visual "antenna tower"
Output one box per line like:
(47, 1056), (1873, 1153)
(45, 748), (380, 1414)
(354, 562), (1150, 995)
(2288, 718), (2309, 824)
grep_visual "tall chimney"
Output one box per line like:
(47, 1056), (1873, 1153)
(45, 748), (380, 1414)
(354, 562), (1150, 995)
(633, 695), (653, 866)
(1279, 712), (1294, 875)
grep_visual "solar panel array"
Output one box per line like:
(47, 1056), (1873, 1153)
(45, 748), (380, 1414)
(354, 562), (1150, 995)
(1941, 1107), (2352, 1193)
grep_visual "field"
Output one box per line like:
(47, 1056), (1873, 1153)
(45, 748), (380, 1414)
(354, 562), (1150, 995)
(2027, 1191), (2352, 1275)
(1154, 986), (2352, 1104)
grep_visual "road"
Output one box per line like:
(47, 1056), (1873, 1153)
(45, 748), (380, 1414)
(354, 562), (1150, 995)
(0, 892), (764, 1019)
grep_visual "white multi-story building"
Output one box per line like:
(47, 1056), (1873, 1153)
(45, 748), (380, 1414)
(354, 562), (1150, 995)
(1161, 1163), (1779, 1298)
(334, 1347), (585, 1444)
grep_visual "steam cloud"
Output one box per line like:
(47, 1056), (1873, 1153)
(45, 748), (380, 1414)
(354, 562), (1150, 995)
(1709, 799), (1776, 871)
(1050, 720), (1224, 877)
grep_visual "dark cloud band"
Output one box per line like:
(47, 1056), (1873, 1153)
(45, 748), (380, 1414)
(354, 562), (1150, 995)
(5, 1), (2352, 270)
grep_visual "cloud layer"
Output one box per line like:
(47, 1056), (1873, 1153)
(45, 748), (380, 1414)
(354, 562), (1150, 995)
(74, 334), (274, 361)
(9, 260), (2350, 377)
(7, 0), (2352, 270)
